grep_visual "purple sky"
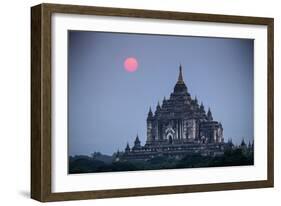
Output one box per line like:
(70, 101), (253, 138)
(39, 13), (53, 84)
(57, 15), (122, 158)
(68, 31), (254, 156)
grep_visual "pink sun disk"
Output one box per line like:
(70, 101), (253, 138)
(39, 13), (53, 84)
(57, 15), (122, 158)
(124, 57), (138, 72)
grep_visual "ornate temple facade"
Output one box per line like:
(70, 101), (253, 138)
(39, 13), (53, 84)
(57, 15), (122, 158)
(122, 65), (225, 160)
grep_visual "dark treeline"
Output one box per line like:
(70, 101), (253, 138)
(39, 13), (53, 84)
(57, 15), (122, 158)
(69, 148), (253, 174)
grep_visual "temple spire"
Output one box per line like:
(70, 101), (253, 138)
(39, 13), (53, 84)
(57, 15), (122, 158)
(177, 64), (184, 83)
(200, 102), (205, 110)
(157, 101), (161, 109)
(207, 107), (213, 121)
(125, 142), (130, 152)
(147, 106), (153, 120)
(174, 64), (188, 93)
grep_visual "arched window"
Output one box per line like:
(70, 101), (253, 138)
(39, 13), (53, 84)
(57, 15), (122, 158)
(167, 133), (173, 144)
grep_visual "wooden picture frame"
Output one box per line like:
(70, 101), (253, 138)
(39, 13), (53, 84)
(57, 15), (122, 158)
(31, 3), (274, 202)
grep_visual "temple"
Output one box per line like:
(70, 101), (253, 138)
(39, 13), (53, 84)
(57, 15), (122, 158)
(122, 65), (226, 160)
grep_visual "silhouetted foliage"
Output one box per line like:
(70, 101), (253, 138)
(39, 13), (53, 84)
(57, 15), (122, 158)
(69, 158), (106, 174)
(69, 148), (254, 174)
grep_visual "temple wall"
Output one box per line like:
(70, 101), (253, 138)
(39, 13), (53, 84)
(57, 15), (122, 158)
(187, 119), (196, 139)
(146, 121), (153, 142)
(183, 120), (187, 139)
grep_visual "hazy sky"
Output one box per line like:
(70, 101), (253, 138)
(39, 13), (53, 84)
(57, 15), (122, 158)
(68, 31), (253, 156)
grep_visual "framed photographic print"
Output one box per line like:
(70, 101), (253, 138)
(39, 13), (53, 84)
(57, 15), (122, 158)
(31, 3), (274, 202)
